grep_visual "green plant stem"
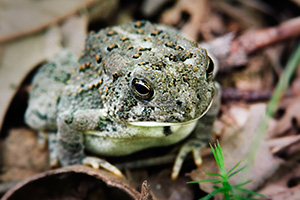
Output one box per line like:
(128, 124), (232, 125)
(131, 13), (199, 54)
(222, 181), (231, 199)
(191, 141), (265, 199)
(242, 43), (300, 182)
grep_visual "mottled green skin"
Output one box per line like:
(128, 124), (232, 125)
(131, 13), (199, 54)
(59, 22), (214, 124)
(25, 21), (216, 169)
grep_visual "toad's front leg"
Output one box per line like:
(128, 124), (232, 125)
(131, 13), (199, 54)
(56, 109), (123, 177)
(172, 83), (221, 179)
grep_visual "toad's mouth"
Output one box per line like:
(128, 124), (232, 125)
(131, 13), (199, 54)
(128, 117), (200, 127)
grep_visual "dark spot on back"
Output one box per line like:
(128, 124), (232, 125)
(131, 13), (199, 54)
(176, 100), (183, 106)
(107, 44), (118, 52)
(113, 72), (119, 81)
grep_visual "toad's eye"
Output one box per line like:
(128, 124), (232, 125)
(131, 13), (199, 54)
(206, 56), (214, 80)
(131, 78), (154, 101)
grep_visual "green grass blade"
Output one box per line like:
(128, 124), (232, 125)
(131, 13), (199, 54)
(266, 45), (300, 116)
(234, 187), (266, 197)
(241, 43), (300, 184)
(210, 141), (226, 176)
(233, 180), (252, 188)
(210, 143), (220, 167)
(188, 178), (221, 184)
(199, 187), (225, 200)
(228, 165), (247, 179)
(204, 172), (224, 178)
(209, 143), (219, 165)
(231, 194), (261, 200)
(192, 141), (268, 199)
(222, 181), (234, 197)
(213, 185), (221, 189)
(216, 141), (226, 175)
(226, 161), (242, 177)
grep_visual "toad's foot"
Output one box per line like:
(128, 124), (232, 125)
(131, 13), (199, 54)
(82, 156), (123, 177)
(172, 139), (206, 180)
(38, 131), (60, 167)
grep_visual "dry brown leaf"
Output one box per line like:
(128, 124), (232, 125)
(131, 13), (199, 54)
(0, 0), (121, 132)
(148, 169), (195, 200)
(2, 165), (143, 200)
(200, 33), (235, 70)
(141, 0), (173, 17)
(189, 155), (219, 197)
(88, 0), (119, 24)
(0, 128), (49, 182)
(190, 104), (282, 197)
(212, 0), (263, 29)
(234, 55), (274, 91)
(61, 15), (88, 57)
(0, 27), (62, 131)
(189, 104), (248, 196)
(270, 96), (300, 137)
(259, 162), (300, 199)
(0, 0), (97, 43)
(220, 104), (282, 190)
(161, 0), (227, 41)
(267, 135), (300, 154)
(265, 185), (300, 200)
(160, 0), (209, 40)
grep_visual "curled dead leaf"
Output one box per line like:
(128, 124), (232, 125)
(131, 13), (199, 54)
(160, 0), (225, 41)
(0, 0), (97, 43)
(2, 165), (147, 200)
(267, 135), (300, 154)
(271, 96), (300, 137)
(264, 185), (300, 200)
(259, 162), (300, 200)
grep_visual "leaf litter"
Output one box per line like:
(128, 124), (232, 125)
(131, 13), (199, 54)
(1, 0), (300, 199)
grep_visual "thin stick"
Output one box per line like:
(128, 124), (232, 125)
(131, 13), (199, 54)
(231, 16), (300, 54)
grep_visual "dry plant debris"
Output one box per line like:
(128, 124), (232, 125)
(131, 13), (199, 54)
(1, 0), (300, 199)
(189, 104), (282, 196)
(1, 165), (145, 200)
(0, 0), (98, 43)
(0, 128), (49, 182)
(0, 26), (63, 132)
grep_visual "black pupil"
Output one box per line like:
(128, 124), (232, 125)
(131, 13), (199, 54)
(132, 78), (154, 101)
(134, 80), (150, 95)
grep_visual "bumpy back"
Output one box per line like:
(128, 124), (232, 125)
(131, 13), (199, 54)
(25, 50), (77, 130)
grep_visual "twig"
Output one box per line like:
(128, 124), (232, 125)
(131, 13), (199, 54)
(204, 17), (300, 69)
(231, 16), (300, 55)
(221, 88), (294, 102)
